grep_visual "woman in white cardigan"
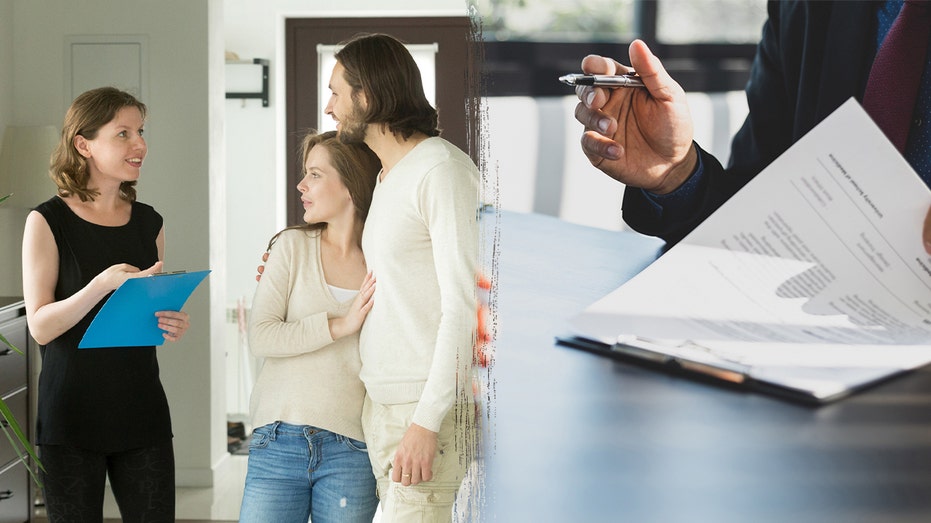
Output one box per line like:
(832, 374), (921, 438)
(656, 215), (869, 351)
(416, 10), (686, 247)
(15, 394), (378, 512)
(239, 131), (381, 523)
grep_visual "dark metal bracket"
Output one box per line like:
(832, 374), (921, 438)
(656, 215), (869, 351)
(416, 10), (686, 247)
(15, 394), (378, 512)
(226, 58), (269, 107)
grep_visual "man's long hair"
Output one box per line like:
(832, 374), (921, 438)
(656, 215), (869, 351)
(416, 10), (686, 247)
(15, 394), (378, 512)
(335, 33), (440, 140)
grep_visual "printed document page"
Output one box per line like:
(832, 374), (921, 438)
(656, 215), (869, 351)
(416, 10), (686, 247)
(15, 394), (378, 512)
(570, 99), (931, 398)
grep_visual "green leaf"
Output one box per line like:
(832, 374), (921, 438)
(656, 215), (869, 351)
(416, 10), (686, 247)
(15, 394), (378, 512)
(0, 399), (44, 487)
(0, 332), (23, 356)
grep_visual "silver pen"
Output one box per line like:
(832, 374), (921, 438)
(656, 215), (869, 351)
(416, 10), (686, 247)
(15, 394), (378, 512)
(559, 73), (645, 89)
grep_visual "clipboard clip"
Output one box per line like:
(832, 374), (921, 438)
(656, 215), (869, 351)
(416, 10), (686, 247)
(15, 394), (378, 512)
(612, 336), (751, 384)
(152, 270), (188, 277)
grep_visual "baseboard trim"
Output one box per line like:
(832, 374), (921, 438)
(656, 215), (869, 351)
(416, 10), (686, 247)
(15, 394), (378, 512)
(175, 451), (233, 487)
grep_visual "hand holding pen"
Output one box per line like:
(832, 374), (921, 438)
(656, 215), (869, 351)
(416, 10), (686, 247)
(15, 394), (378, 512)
(570, 39), (699, 195)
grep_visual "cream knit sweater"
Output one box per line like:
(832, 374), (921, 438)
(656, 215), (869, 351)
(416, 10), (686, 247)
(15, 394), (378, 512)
(360, 137), (479, 432)
(248, 229), (366, 441)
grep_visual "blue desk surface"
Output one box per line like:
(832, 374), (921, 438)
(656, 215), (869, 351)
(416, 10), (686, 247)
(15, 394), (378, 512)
(479, 209), (931, 522)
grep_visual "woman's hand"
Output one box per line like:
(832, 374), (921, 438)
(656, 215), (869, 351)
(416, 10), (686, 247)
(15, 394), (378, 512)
(255, 251), (269, 282)
(156, 310), (191, 342)
(93, 261), (164, 294)
(329, 271), (376, 340)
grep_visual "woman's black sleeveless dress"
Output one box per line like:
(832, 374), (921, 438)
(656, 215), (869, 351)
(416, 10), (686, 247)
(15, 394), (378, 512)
(33, 196), (172, 453)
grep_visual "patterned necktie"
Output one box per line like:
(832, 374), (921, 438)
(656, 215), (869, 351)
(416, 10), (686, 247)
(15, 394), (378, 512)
(862, 0), (931, 153)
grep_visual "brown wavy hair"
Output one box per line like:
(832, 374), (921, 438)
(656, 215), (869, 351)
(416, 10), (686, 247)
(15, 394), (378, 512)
(335, 33), (440, 140)
(50, 87), (147, 202)
(266, 130), (381, 251)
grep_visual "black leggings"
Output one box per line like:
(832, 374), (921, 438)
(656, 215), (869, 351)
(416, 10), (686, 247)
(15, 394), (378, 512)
(39, 440), (175, 523)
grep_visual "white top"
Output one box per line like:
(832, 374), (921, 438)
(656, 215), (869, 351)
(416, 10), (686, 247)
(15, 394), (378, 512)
(248, 229), (366, 441)
(360, 137), (479, 432)
(328, 284), (356, 303)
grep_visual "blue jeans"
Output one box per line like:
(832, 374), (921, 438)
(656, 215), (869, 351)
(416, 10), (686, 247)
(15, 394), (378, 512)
(239, 422), (378, 523)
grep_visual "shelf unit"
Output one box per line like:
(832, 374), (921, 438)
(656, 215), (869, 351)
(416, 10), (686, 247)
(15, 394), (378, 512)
(0, 298), (31, 523)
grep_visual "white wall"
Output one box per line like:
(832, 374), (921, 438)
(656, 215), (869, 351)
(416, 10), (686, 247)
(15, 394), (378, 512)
(5, 0), (225, 487)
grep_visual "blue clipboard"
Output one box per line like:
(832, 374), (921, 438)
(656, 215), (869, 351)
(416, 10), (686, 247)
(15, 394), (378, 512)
(78, 270), (211, 349)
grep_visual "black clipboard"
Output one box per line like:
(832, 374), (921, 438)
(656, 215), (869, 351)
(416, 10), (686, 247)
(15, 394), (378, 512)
(555, 335), (914, 406)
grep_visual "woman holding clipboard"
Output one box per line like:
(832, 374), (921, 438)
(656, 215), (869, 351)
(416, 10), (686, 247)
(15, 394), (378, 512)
(21, 86), (190, 522)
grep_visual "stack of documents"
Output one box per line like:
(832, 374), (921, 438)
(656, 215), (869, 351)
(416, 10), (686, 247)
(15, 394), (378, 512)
(565, 99), (931, 403)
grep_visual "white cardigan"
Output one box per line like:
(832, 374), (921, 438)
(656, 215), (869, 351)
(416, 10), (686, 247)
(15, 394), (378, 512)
(248, 229), (366, 441)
